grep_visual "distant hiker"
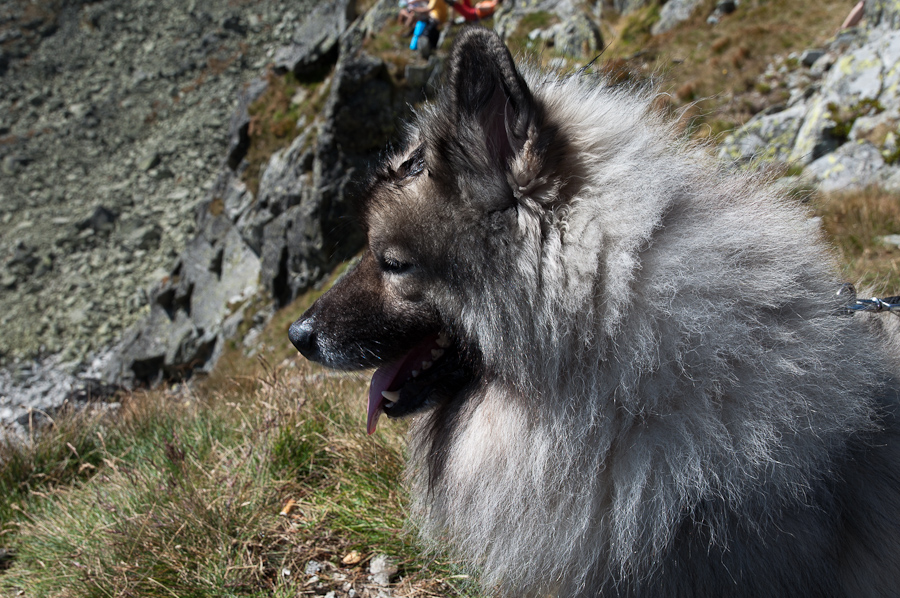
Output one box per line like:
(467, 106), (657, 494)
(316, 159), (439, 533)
(410, 0), (449, 55)
(398, 0), (426, 29)
(447, 0), (500, 21)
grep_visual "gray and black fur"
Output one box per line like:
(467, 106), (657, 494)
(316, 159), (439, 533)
(290, 27), (900, 597)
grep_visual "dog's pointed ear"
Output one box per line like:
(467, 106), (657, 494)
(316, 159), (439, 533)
(445, 27), (536, 169)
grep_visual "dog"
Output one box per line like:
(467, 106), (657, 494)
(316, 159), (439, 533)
(289, 27), (900, 597)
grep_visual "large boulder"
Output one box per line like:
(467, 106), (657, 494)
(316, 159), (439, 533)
(260, 33), (397, 307)
(866, 0), (900, 30)
(721, 7), (900, 192)
(106, 222), (260, 386)
(805, 139), (900, 192)
(104, 15), (408, 386)
(789, 34), (897, 165)
(273, 0), (354, 78)
(719, 104), (807, 164)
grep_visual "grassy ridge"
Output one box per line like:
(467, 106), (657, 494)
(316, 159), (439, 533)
(0, 287), (480, 597)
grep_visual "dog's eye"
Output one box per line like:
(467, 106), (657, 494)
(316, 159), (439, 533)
(380, 255), (412, 275)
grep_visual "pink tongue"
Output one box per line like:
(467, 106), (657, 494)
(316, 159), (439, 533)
(367, 360), (405, 435)
(366, 334), (440, 435)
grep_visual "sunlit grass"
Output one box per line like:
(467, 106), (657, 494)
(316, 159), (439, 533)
(815, 186), (900, 295)
(0, 274), (480, 597)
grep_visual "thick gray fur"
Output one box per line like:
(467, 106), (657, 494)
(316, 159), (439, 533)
(391, 28), (900, 597)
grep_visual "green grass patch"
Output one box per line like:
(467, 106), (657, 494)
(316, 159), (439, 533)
(243, 70), (331, 198)
(0, 264), (480, 597)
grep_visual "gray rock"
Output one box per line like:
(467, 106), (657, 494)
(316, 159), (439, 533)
(78, 206), (118, 235)
(716, 0), (738, 14)
(0, 0), (298, 382)
(360, 0), (400, 37)
(790, 29), (900, 164)
(257, 129), (314, 215)
(106, 224), (260, 385)
(809, 52), (837, 76)
(124, 224), (162, 251)
(369, 554), (398, 586)
(879, 234), (900, 247)
(273, 0), (353, 78)
(800, 49), (825, 67)
(719, 104), (807, 165)
(227, 77), (268, 170)
(806, 140), (887, 192)
(139, 152), (161, 171)
(652, 0), (705, 35)
(866, 0), (900, 30)
(222, 176), (254, 223)
(553, 13), (603, 57)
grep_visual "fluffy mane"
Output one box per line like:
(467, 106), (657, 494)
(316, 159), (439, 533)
(406, 66), (883, 595)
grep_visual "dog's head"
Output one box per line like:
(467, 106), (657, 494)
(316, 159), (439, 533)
(289, 27), (565, 433)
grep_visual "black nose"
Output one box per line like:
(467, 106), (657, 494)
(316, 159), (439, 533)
(288, 317), (318, 359)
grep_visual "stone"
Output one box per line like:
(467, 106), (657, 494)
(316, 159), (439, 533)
(553, 13), (603, 58)
(256, 130), (314, 216)
(227, 77), (268, 170)
(106, 224), (260, 385)
(800, 49), (825, 67)
(789, 30), (900, 165)
(718, 104), (807, 165)
(879, 234), (900, 247)
(77, 206), (118, 235)
(360, 0), (400, 37)
(139, 152), (161, 171)
(124, 224), (162, 251)
(866, 0), (900, 29)
(272, 0), (353, 78)
(369, 554), (397, 586)
(716, 0), (738, 15)
(652, 0), (705, 35)
(806, 140), (887, 192)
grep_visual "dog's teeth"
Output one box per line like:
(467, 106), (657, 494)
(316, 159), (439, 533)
(431, 349), (445, 359)
(381, 390), (400, 404)
(412, 370), (420, 377)
(437, 331), (451, 348)
(422, 360), (433, 370)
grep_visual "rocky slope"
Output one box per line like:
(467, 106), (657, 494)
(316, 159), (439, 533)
(0, 0), (446, 430)
(720, 0), (900, 190)
(0, 0), (312, 424)
(3, 0), (900, 433)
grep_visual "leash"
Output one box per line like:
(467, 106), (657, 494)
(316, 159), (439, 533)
(836, 283), (900, 315)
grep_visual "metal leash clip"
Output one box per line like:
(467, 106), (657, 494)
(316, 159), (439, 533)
(836, 283), (900, 315)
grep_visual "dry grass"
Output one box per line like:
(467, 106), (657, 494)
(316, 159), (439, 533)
(0, 271), (480, 597)
(584, 0), (853, 137)
(815, 187), (900, 295)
